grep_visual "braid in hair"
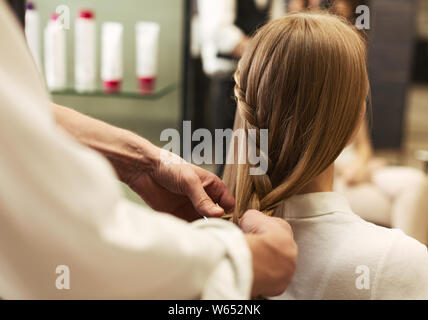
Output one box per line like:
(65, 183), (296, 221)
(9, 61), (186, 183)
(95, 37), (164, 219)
(232, 70), (276, 223)
(222, 13), (370, 224)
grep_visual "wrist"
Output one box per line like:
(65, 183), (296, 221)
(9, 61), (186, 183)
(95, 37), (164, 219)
(52, 103), (161, 184)
(108, 129), (160, 184)
(129, 132), (160, 173)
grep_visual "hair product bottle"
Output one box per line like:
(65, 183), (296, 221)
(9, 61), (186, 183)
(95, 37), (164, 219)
(101, 22), (123, 93)
(75, 9), (96, 93)
(44, 13), (66, 91)
(25, 2), (41, 71)
(136, 22), (160, 95)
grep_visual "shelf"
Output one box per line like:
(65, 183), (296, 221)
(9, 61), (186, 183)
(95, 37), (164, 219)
(50, 83), (179, 100)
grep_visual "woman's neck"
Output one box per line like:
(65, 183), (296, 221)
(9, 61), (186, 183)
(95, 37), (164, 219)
(298, 164), (335, 194)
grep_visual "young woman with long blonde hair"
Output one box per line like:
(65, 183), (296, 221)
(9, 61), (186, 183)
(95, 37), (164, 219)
(223, 12), (428, 299)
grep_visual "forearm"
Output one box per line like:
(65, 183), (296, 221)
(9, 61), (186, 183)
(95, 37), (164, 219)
(52, 104), (236, 221)
(52, 103), (159, 183)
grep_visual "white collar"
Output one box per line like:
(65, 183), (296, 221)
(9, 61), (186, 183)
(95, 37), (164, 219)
(276, 192), (353, 219)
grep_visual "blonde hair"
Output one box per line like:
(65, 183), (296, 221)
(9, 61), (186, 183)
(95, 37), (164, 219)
(223, 12), (369, 222)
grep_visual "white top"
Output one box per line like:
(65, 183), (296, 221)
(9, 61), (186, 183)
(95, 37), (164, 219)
(197, 0), (286, 76)
(0, 2), (252, 300)
(272, 192), (428, 300)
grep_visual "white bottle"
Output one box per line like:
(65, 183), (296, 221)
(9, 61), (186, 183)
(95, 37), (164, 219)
(101, 22), (123, 93)
(44, 14), (66, 91)
(75, 10), (96, 93)
(25, 2), (41, 71)
(136, 22), (160, 95)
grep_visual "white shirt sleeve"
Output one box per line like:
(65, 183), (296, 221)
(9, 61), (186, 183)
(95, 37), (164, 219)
(0, 2), (252, 300)
(374, 231), (428, 300)
(198, 0), (245, 54)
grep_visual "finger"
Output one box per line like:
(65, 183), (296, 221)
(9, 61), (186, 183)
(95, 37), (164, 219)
(239, 210), (267, 234)
(194, 166), (235, 213)
(183, 171), (225, 217)
(134, 176), (202, 221)
(204, 177), (235, 213)
(173, 201), (204, 222)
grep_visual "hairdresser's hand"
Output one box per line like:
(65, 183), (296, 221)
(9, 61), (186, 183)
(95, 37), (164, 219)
(126, 148), (235, 222)
(242, 210), (297, 297)
(52, 104), (234, 221)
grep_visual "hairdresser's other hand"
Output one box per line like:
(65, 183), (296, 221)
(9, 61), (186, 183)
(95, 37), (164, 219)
(125, 148), (235, 222)
(241, 210), (297, 297)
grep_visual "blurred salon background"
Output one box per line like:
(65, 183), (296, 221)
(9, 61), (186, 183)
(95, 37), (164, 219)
(7, 0), (428, 243)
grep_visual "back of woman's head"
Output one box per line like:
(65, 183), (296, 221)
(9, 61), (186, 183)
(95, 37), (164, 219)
(223, 12), (369, 221)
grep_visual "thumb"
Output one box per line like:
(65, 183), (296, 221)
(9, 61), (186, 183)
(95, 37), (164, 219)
(239, 210), (268, 234)
(183, 173), (225, 218)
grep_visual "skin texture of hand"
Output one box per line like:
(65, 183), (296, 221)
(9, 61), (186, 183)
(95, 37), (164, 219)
(124, 148), (235, 222)
(52, 104), (235, 222)
(241, 210), (298, 298)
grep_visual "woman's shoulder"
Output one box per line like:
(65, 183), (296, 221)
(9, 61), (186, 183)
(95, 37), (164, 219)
(336, 213), (428, 271)
(372, 228), (428, 299)
(316, 213), (428, 299)
(337, 216), (428, 299)
(281, 210), (428, 299)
